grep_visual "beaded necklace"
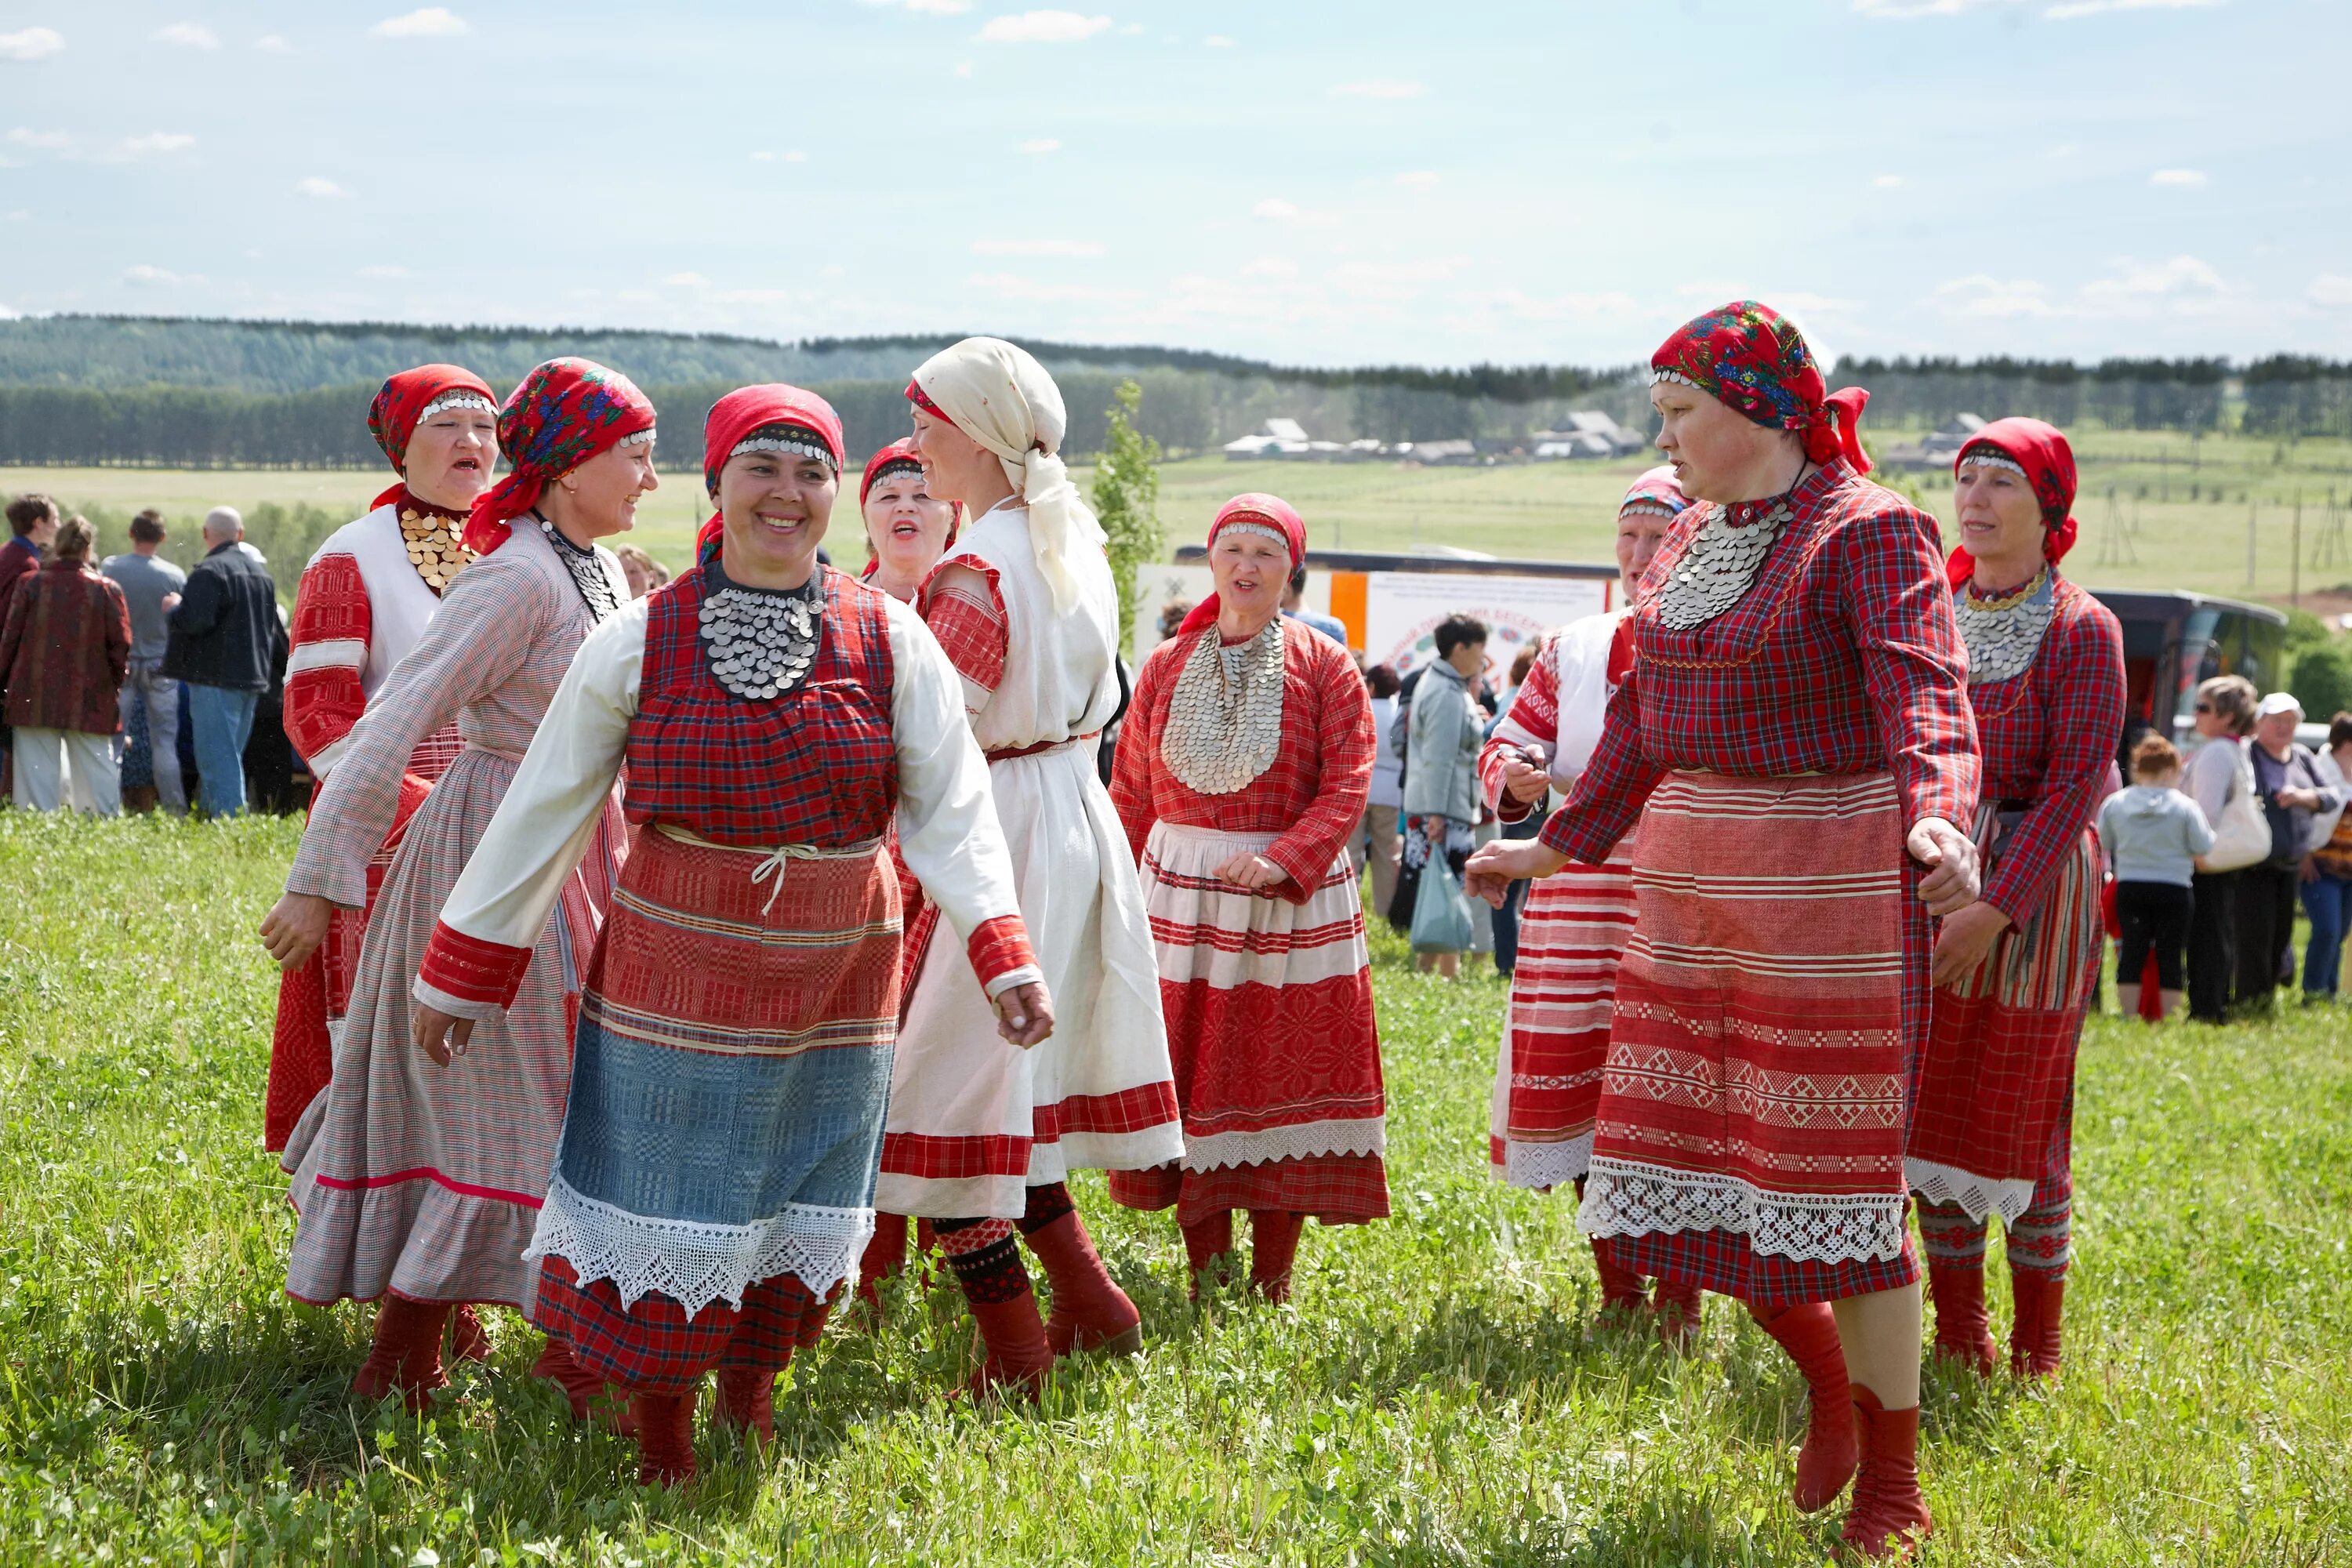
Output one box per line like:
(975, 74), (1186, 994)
(535, 516), (622, 622)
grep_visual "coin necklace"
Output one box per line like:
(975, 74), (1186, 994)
(538, 517), (623, 622)
(1653, 497), (1796, 630)
(398, 505), (474, 595)
(697, 567), (822, 702)
(1954, 565), (2056, 687)
(1161, 615), (1285, 795)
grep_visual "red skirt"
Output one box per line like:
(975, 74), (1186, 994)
(1907, 828), (2101, 1222)
(1578, 772), (1921, 1307)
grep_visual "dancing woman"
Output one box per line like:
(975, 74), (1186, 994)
(1469, 302), (1980, 1559)
(1479, 466), (1700, 1339)
(416, 384), (1045, 1484)
(1907, 418), (2123, 1381)
(1106, 495), (1386, 1302)
(260, 359), (650, 1414)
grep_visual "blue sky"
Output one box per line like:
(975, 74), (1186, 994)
(2, 0), (2346, 368)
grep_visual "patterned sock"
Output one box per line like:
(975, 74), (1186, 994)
(936, 1217), (1032, 1305)
(1915, 1198), (1990, 1271)
(1016, 1181), (1076, 1236)
(2005, 1168), (2073, 1279)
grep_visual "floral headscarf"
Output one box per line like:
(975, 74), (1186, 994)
(464, 358), (656, 554)
(1178, 493), (1305, 637)
(1617, 463), (1690, 520)
(691, 383), (846, 566)
(366, 364), (495, 510)
(1946, 416), (2079, 588)
(1650, 300), (1871, 474)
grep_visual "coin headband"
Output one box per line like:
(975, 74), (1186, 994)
(416, 393), (496, 423)
(731, 426), (840, 471)
(1214, 520), (1290, 553)
(1957, 452), (2028, 478)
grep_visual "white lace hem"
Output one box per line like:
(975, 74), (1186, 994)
(1575, 1158), (1908, 1265)
(1904, 1158), (2038, 1228)
(521, 1173), (874, 1319)
(1180, 1118), (1385, 1173)
(1490, 1132), (1593, 1192)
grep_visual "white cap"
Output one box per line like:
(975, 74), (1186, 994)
(2256, 691), (2303, 720)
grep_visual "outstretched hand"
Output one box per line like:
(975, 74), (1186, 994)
(1463, 837), (1569, 908)
(994, 981), (1055, 1049)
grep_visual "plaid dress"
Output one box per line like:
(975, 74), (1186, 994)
(279, 524), (630, 1309)
(0, 561), (131, 735)
(1542, 459), (1979, 1305)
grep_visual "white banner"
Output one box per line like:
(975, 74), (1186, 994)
(1363, 572), (1610, 685)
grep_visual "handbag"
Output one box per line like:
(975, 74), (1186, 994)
(1409, 843), (1475, 953)
(2202, 741), (2273, 873)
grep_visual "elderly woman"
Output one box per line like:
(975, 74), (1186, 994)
(1905, 419), (2125, 1383)
(259, 359), (649, 1417)
(1106, 495), (1385, 1301)
(858, 436), (960, 603)
(416, 385), (1044, 1484)
(2240, 692), (2343, 1007)
(2180, 673), (2260, 1022)
(1479, 466), (1699, 1339)
(880, 338), (1184, 1396)
(1468, 303), (1979, 1559)
(266, 366), (499, 1161)
(0, 514), (130, 814)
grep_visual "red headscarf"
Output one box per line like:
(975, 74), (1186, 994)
(1178, 492), (1306, 637)
(366, 364), (496, 510)
(1650, 300), (1871, 474)
(856, 437), (960, 579)
(691, 384), (847, 565)
(1945, 416), (2079, 589)
(464, 358), (656, 554)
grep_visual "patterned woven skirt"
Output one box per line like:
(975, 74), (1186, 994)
(1107, 822), (1387, 1227)
(528, 826), (896, 1394)
(1577, 772), (1923, 1307)
(1488, 834), (1638, 1190)
(1907, 826), (2101, 1224)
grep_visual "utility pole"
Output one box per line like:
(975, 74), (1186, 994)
(2247, 500), (2257, 590)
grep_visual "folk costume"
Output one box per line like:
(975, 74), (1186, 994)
(278, 359), (646, 1415)
(1910, 418), (2123, 1380)
(1106, 495), (1386, 1301)
(880, 339), (1184, 1392)
(1480, 468), (1700, 1336)
(266, 365), (496, 1154)
(856, 436), (958, 597)
(419, 385), (1040, 1483)
(1544, 303), (1977, 1555)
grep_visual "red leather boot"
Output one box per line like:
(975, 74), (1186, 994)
(2009, 1269), (2065, 1379)
(1925, 1254), (1998, 1376)
(965, 1291), (1055, 1400)
(350, 1297), (451, 1412)
(630, 1387), (699, 1486)
(856, 1214), (909, 1316)
(1651, 1275), (1703, 1350)
(1748, 1301), (1860, 1512)
(1841, 1386), (1932, 1559)
(1589, 1237), (1651, 1323)
(715, 1368), (777, 1444)
(1247, 1210), (1306, 1305)
(530, 1338), (635, 1433)
(1025, 1207), (1143, 1356)
(448, 1303), (492, 1363)
(1181, 1212), (1236, 1301)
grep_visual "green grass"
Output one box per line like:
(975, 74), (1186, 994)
(2, 812), (2349, 1563)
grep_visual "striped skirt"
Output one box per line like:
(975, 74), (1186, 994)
(527, 826), (896, 1394)
(1107, 822), (1387, 1226)
(1488, 834), (1639, 1190)
(1578, 772), (1922, 1306)
(1907, 825), (2102, 1225)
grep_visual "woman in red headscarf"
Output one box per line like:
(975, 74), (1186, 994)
(858, 437), (960, 603)
(413, 385), (1044, 1485)
(1105, 494), (1385, 1301)
(260, 358), (650, 1418)
(1467, 303), (1980, 1559)
(1908, 418), (2122, 1385)
(263, 365), (499, 1167)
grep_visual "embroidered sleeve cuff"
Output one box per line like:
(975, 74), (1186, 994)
(416, 918), (532, 1011)
(966, 914), (1038, 993)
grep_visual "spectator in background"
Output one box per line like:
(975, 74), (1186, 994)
(1, 493), (60, 799)
(1157, 597), (1193, 644)
(2240, 692), (2344, 1007)
(1281, 562), (1349, 647)
(2098, 735), (2214, 1022)
(612, 542), (669, 599)
(2302, 713), (2352, 1002)
(164, 505), (281, 816)
(2181, 674), (2259, 1022)
(1361, 662), (1404, 918)
(102, 509), (188, 814)
(0, 514), (131, 814)
(1403, 614), (1486, 978)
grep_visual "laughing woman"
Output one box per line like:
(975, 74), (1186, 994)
(1907, 419), (2123, 1382)
(858, 436), (960, 602)
(1468, 303), (1980, 1559)
(1107, 495), (1386, 1302)
(414, 385), (1045, 1486)
(261, 359), (648, 1416)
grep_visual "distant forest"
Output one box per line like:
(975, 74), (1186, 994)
(0, 316), (2347, 469)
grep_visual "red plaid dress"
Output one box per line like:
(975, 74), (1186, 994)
(1541, 458), (1979, 1305)
(1908, 574), (2123, 1223)
(1105, 620), (1387, 1226)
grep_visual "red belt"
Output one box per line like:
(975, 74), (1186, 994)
(985, 731), (1098, 764)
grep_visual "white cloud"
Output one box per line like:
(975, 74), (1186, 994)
(3, 209), (27, 221)
(1330, 80), (1425, 100)
(1933, 273), (2057, 318)
(750, 149), (808, 162)
(907, 0), (972, 11)
(1395, 170), (1439, 187)
(1240, 256), (1298, 278)
(0, 302), (16, 318)
(123, 264), (185, 285)
(1873, 173), (1905, 188)
(979, 11), (1109, 42)
(255, 34), (293, 53)
(2149, 167), (2208, 187)
(358, 263), (407, 278)
(666, 271), (709, 287)
(0, 27), (65, 61)
(118, 132), (194, 158)
(2047, 0), (2222, 17)
(5, 127), (68, 151)
(1327, 255), (1471, 303)
(2310, 276), (2352, 310)
(370, 8), (468, 38)
(1253, 198), (1300, 221)
(2078, 254), (2230, 314)
(971, 238), (1103, 257)
(297, 176), (347, 198)
(1118, 21), (1143, 34)
(1204, 34), (1233, 45)
(1019, 137), (1061, 154)
(154, 23), (220, 48)
(965, 270), (1137, 306)
(1853, 0), (2015, 15)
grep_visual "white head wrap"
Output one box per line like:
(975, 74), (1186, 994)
(910, 336), (1107, 613)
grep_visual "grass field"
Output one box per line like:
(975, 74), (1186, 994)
(2, 811), (2348, 1564)
(10, 428), (2352, 610)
